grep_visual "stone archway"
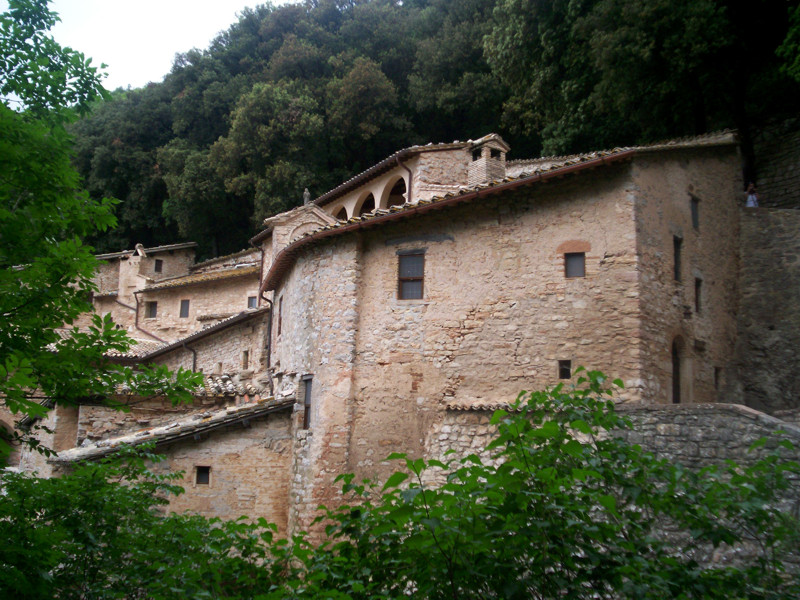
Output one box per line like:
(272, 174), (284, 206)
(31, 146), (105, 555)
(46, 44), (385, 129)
(355, 193), (376, 217)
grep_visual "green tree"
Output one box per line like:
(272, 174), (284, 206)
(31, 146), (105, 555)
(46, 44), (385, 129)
(0, 0), (200, 458)
(0, 446), (287, 599)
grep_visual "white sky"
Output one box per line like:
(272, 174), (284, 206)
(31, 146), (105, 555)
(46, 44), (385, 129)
(2, 0), (291, 90)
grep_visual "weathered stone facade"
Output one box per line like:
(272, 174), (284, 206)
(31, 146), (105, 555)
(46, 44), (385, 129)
(7, 131), (800, 543)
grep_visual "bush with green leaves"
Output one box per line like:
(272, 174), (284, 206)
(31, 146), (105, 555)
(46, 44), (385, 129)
(301, 370), (800, 600)
(2, 372), (798, 598)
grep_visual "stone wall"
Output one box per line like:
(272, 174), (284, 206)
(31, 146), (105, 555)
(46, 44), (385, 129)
(753, 118), (800, 208)
(151, 410), (293, 531)
(139, 274), (260, 341)
(734, 208), (800, 412)
(633, 146), (742, 404)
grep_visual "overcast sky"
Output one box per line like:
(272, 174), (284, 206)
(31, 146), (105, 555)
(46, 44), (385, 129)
(2, 0), (290, 90)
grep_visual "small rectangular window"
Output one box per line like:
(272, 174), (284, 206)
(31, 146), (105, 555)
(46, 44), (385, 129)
(247, 296), (257, 309)
(241, 350), (249, 370)
(398, 252), (425, 299)
(673, 236), (682, 281)
(694, 278), (702, 313)
(690, 197), (700, 230)
(154, 259), (163, 273)
(564, 253), (585, 278)
(145, 301), (157, 318)
(558, 360), (572, 379)
(196, 466), (210, 485)
(179, 299), (190, 318)
(472, 149), (481, 161)
(490, 148), (501, 159)
(714, 367), (722, 390)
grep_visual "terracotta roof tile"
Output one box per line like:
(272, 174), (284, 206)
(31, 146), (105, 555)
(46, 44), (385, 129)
(260, 131), (738, 293)
(145, 265), (259, 291)
(48, 397), (294, 463)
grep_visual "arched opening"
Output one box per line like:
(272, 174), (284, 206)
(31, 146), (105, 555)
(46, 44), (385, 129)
(335, 207), (348, 221)
(356, 193), (375, 217)
(386, 178), (407, 208)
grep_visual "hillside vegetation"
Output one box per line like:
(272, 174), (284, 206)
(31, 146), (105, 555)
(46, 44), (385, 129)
(69, 0), (800, 258)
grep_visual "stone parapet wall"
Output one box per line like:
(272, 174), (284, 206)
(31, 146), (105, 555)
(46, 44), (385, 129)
(753, 118), (800, 208)
(735, 208), (800, 412)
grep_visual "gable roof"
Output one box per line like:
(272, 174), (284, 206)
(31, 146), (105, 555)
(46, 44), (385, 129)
(311, 133), (508, 208)
(144, 265), (259, 292)
(48, 397), (293, 464)
(260, 131), (737, 294)
(111, 307), (270, 363)
(96, 242), (197, 261)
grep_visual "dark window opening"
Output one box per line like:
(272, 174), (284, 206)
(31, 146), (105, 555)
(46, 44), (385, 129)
(196, 466), (210, 485)
(302, 375), (313, 430)
(490, 148), (501, 159)
(558, 360), (572, 379)
(714, 367), (722, 390)
(179, 299), (190, 318)
(277, 296), (283, 336)
(472, 149), (481, 161)
(694, 278), (702, 313)
(673, 236), (682, 281)
(247, 296), (257, 309)
(145, 301), (157, 319)
(398, 252), (425, 299)
(357, 194), (375, 217)
(690, 197), (700, 230)
(387, 178), (407, 208)
(242, 350), (249, 370)
(154, 259), (163, 273)
(672, 341), (681, 404)
(565, 253), (585, 278)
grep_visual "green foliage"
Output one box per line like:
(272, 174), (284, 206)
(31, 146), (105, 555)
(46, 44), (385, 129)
(0, 0), (108, 119)
(779, 4), (800, 82)
(0, 0), (202, 458)
(0, 445), (286, 599)
(2, 374), (798, 597)
(301, 370), (800, 599)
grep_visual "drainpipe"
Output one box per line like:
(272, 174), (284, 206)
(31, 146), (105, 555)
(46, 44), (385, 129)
(396, 155), (413, 204)
(260, 293), (275, 397)
(132, 290), (167, 343)
(181, 340), (197, 371)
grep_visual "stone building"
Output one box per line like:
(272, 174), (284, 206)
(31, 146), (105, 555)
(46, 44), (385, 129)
(6, 131), (800, 537)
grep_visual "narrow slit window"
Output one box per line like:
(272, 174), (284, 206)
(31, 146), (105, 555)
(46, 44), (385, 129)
(398, 252), (425, 299)
(558, 360), (572, 379)
(690, 197), (700, 230)
(154, 259), (163, 273)
(179, 299), (190, 318)
(196, 466), (210, 485)
(564, 253), (585, 278)
(302, 375), (313, 430)
(145, 301), (157, 318)
(694, 278), (702, 313)
(277, 296), (283, 336)
(673, 236), (682, 281)
(242, 350), (249, 370)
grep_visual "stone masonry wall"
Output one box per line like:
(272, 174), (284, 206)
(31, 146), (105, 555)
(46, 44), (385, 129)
(139, 274), (260, 341)
(151, 411), (293, 531)
(752, 118), (800, 208)
(633, 146), (742, 404)
(734, 208), (800, 412)
(271, 236), (363, 533)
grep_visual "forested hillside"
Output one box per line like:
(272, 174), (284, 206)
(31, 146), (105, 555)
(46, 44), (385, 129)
(69, 0), (800, 258)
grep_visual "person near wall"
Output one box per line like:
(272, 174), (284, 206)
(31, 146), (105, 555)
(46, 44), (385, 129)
(745, 182), (760, 207)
